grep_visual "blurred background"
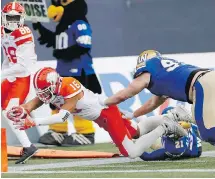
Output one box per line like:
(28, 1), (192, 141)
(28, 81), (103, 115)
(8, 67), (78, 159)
(1, 0), (215, 145)
(2, 0), (215, 60)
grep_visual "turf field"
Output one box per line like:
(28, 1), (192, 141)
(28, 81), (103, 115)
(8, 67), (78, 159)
(2, 142), (215, 178)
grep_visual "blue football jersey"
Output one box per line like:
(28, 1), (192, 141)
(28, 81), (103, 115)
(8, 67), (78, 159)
(133, 54), (201, 102)
(140, 124), (202, 161)
(56, 20), (95, 76)
(162, 124), (202, 158)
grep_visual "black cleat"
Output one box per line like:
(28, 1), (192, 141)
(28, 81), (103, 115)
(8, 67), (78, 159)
(15, 144), (38, 164)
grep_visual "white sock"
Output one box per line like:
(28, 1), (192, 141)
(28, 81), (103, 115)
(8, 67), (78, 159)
(122, 125), (165, 158)
(138, 115), (164, 135)
(2, 110), (32, 147)
(135, 125), (165, 150)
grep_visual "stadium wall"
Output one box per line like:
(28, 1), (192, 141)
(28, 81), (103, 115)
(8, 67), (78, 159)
(2, 52), (215, 145)
(1, 0), (215, 60)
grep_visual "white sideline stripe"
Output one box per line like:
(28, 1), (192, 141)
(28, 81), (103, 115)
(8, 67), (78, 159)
(8, 158), (141, 171)
(8, 151), (215, 172)
(55, 164), (149, 168)
(201, 151), (215, 157)
(4, 169), (215, 174)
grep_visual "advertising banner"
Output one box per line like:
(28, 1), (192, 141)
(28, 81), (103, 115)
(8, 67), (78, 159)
(16, 0), (50, 22)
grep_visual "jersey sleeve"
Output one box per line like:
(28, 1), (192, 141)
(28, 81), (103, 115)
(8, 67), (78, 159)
(11, 26), (34, 47)
(70, 20), (92, 48)
(60, 77), (83, 99)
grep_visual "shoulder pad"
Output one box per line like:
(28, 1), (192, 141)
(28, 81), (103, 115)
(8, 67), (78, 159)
(59, 77), (82, 98)
(11, 26), (33, 46)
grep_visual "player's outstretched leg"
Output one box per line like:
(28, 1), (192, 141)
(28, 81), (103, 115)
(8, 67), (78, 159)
(95, 106), (187, 158)
(193, 72), (215, 145)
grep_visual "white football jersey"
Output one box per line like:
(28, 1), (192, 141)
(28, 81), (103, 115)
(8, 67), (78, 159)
(1, 25), (37, 80)
(73, 87), (105, 120)
(51, 77), (105, 121)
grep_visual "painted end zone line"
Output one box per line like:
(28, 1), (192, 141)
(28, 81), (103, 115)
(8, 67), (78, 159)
(3, 169), (215, 174)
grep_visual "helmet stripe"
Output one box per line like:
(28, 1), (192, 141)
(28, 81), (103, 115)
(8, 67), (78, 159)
(33, 68), (44, 89)
(12, 2), (16, 10)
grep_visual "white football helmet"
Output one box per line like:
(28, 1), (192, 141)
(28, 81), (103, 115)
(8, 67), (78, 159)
(2, 2), (25, 31)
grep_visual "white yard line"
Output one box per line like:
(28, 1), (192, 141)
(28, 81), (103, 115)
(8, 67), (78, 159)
(201, 150), (215, 157)
(4, 169), (215, 174)
(8, 150), (215, 172)
(8, 157), (141, 172)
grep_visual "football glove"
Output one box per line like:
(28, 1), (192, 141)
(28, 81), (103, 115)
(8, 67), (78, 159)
(6, 106), (36, 130)
(119, 109), (134, 119)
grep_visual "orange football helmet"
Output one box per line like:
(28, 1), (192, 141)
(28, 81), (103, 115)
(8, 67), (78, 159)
(33, 67), (60, 104)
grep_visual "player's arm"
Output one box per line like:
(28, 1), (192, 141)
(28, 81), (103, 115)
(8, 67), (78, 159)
(6, 97), (44, 130)
(21, 97), (44, 113)
(105, 73), (150, 106)
(133, 95), (167, 118)
(29, 93), (81, 126)
(7, 95), (80, 130)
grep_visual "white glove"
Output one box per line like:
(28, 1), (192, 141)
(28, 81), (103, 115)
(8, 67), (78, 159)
(169, 105), (192, 122)
(97, 94), (108, 108)
(119, 109), (134, 119)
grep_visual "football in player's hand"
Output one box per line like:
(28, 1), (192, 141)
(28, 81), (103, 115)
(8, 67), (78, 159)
(6, 106), (28, 122)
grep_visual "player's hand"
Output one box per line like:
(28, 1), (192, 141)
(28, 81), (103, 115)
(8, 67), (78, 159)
(168, 105), (192, 122)
(6, 106), (36, 130)
(120, 109), (134, 119)
(6, 106), (28, 122)
(32, 22), (55, 47)
(97, 95), (108, 108)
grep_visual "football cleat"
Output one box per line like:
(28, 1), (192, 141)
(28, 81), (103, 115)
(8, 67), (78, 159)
(15, 144), (38, 164)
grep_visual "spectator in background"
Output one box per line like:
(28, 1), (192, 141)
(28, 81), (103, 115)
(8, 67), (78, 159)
(39, 109), (95, 146)
(32, 0), (101, 143)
